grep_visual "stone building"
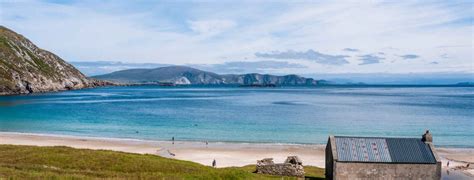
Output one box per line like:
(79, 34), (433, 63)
(256, 156), (305, 177)
(325, 131), (441, 179)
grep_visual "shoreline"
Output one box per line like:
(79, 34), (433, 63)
(2, 131), (472, 148)
(1, 132), (473, 177)
(0, 131), (322, 146)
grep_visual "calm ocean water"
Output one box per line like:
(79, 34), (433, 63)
(0, 86), (473, 147)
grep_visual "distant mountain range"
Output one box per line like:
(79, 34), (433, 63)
(94, 66), (319, 86)
(1, 24), (471, 95)
(0, 26), (111, 95)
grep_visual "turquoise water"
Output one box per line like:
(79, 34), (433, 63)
(0, 86), (473, 147)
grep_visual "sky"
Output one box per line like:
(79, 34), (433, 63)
(1, 0), (473, 77)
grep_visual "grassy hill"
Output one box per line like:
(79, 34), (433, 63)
(0, 26), (108, 95)
(0, 145), (324, 179)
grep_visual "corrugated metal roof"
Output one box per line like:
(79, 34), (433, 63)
(385, 138), (436, 164)
(334, 136), (436, 164)
(335, 137), (392, 162)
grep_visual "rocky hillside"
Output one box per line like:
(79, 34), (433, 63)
(94, 66), (223, 85)
(0, 26), (110, 95)
(94, 66), (319, 86)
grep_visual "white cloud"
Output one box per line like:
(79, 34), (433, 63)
(359, 54), (384, 65)
(188, 19), (236, 36)
(400, 54), (420, 60)
(0, 0), (472, 74)
(255, 49), (349, 65)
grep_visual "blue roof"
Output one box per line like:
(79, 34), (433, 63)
(335, 136), (436, 164)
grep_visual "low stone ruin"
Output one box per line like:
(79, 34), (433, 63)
(256, 156), (305, 177)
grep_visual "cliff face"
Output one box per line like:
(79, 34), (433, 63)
(0, 26), (107, 95)
(221, 74), (318, 86)
(94, 66), (318, 86)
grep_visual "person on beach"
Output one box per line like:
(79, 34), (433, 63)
(172, 137), (175, 144)
(447, 161), (450, 167)
(206, 141), (208, 146)
(212, 159), (216, 168)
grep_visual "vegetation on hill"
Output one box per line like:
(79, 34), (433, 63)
(93, 65), (319, 86)
(0, 145), (325, 179)
(0, 26), (110, 95)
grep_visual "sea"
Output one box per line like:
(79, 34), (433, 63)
(0, 86), (473, 147)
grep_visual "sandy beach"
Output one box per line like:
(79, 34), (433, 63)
(1, 132), (472, 178)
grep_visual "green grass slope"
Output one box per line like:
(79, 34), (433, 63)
(0, 145), (324, 179)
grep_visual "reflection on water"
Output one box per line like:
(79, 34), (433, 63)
(0, 100), (31, 107)
(272, 101), (309, 106)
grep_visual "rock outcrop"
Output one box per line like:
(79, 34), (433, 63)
(256, 156), (305, 177)
(0, 26), (112, 95)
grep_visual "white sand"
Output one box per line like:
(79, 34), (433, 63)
(0, 132), (472, 177)
(0, 132), (325, 167)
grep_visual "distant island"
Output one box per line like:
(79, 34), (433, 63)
(94, 66), (474, 87)
(93, 66), (320, 86)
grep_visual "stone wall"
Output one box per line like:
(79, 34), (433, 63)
(256, 157), (305, 177)
(333, 162), (441, 180)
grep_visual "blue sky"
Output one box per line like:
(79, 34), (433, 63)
(1, 0), (472, 75)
